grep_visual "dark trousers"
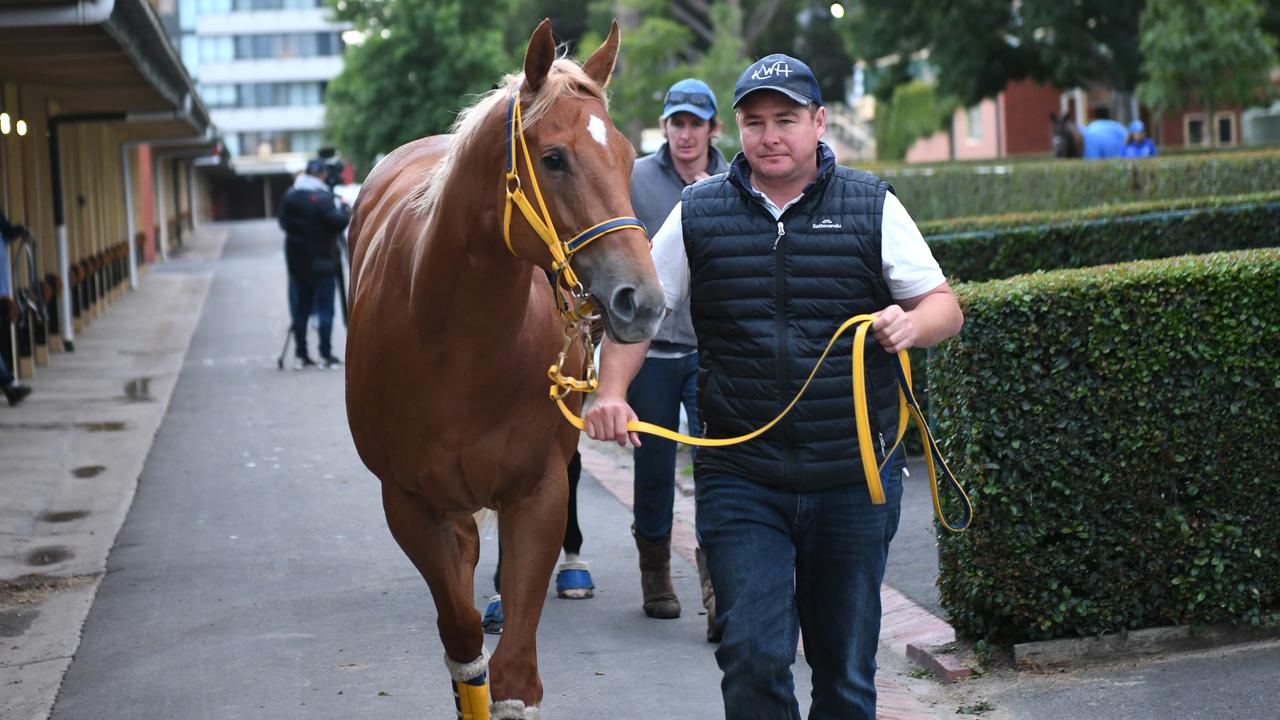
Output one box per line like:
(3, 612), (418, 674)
(288, 271), (336, 359)
(0, 353), (14, 386)
(696, 448), (904, 719)
(626, 352), (700, 543)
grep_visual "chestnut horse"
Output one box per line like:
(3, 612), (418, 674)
(344, 20), (663, 720)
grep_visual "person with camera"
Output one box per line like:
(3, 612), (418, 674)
(0, 211), (32, 406)
(278, 159), (350, 370)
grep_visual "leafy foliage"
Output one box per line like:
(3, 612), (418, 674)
(324, 0), (512, 177)
(1136, 0), (1279, 139)
(877, 150), (1280, 222)
(847, 0), (1143, 107)
(924, 193), (1280, 283)
(873, 80), (958, 162)
(932, 249), (1280, 643)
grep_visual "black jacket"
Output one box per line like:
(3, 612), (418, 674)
(278, 179), (350, 276)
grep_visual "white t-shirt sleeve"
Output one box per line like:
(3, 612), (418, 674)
(649, 203), (689, 310)
(880, 192), (945, 300)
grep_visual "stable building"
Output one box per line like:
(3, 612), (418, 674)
(0, 0), (222, 379)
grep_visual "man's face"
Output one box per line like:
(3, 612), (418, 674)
(736, 91), (825, 186)
(662, 112), (716, 166)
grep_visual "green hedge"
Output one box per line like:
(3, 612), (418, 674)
(923, 193), (1280, 283)
(930, 249), (1280, 643)
(875, 150), (1280, 221)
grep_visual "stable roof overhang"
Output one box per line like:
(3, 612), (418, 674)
(0, 0), (212, 139)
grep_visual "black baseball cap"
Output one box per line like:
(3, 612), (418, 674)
(732, 54), (823, 109)
(305, 159), (328, 176)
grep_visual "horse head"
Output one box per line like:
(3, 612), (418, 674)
(504, 20), (664, 344)
(1049, 112), (1080, 158)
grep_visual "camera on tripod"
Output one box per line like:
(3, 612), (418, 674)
(316, 147), (346, 189)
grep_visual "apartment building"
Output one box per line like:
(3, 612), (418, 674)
(159, 0), (347, 218)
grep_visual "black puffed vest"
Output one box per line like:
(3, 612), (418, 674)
(681, 142), (900, 492)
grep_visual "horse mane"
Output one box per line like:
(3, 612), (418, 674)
(412, 55), (609, 218)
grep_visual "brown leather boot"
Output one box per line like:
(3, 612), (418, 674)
(634, 527), (680, 619)
(696, 546), (721, 642)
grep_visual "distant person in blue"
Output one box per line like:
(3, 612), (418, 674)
(1122, 120), (1158, 158)
(1051, 113), (1129, 159)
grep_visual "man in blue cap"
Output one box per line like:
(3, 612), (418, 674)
(1122, 120), (1158, 158)
(626, 78), (729, 634)
(586, 54), (963, 718)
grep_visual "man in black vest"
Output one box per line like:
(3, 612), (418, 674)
(585, 55), (963, 719)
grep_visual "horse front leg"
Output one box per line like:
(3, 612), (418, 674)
(490, 472), (568, 719)
(381, 481), (490, 719)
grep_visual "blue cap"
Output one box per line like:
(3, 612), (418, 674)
(732, 54), (823, 109)
(661, 78), (717, 121)
(1128, 120), (1146, 134)
(305, 159), (328, 176)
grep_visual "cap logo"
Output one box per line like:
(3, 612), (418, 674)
(751, 60), (793, 80)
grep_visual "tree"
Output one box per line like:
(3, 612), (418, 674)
(874, 80), (958, 161)
(580, 0), (695, 143)
(324, 0), (513, 177)
(1137, 0), (1279, 147)
(846, 0), (1143, 108)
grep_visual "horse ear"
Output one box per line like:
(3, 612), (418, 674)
(581, 20), (621, 89)
(524, 18), (556, 93)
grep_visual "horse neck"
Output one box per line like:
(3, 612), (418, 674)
(413, 113), (545, 334)
(1069, 124), (1085, 157)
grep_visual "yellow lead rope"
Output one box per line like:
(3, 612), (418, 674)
(552, 314), (974, 532)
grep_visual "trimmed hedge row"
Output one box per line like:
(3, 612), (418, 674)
(876, 150), (1280, 221)
(930, 249), (1280, 643)
(923, 194), (1280, 283)
(917, 190), (1280, 236)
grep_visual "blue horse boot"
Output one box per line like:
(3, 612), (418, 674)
(555, 554), (595, 599)
(481, 594), (504, 635)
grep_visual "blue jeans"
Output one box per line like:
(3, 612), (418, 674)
(288, 271), (336, 359)
(695, 449), (904, 720)
(626, 352), (700, 543)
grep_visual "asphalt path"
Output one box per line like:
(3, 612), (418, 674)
(50, 220), (808, 719)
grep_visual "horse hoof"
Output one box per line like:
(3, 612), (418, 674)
(555, 567), (594, 599)
(482, 594), (504, 635)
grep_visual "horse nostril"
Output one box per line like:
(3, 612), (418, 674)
(609, 285), (638, 324)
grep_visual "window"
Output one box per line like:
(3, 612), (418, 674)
(1185, 114), (1206, 146)
(1214, 113), (1237, 146)
(236, 130), (324, 156)
(200, 83), (239, 108)
(229, 33), (344, 60)
(965, 105), (982, 143)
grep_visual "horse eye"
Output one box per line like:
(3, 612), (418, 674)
(541, 151), (568, 173)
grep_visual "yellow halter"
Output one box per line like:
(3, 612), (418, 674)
(502, 90), (648, 400)
(502, 91), (646, 308)
(552, 314), (975, 533)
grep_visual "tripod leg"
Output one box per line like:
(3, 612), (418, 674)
(277, 324), (291, 370)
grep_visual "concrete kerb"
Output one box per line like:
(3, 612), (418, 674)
(1014, 622), (1280, 671)
(0, 225), (227, 720)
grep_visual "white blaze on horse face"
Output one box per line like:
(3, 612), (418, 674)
(588, 115), (608, 148)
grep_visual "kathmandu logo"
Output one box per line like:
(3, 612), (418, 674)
(751, 60), (794, 80)
(811, 218), (842, 230)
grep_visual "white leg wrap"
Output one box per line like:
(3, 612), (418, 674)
(490, 699), (540, 719)
(443, 645), (490, 683)
(558, 554), (589, 572)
